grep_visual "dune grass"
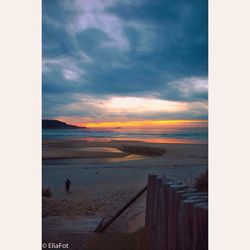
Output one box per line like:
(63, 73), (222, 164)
(42, 187), (52, 198)
(194, 170), (208, 192)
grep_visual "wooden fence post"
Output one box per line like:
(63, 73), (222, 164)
(145, 174), (156, 241)
(192, 202), (208, 250)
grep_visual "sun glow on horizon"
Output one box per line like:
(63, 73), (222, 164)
(76, 119), (207, 129)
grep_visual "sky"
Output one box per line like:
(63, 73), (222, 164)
(42, 0), (208, 128)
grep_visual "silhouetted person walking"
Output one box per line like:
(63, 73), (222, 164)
(65, 178), (71, 193)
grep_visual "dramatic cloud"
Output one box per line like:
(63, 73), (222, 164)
(42, 0), (208, 121)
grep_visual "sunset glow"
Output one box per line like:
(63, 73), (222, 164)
(83, 120), (206, 128)
(99, 97), (188, 113)
(50, 119), (207, 129)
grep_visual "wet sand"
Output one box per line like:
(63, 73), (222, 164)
(42, 139), (208, 232)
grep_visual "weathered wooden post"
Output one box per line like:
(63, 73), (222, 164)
(146, 175), (158, 250)
(146, 175), (157, 248)
(175, 188), (197, 250)
(167, 183), (187, 250)
(192, 202), (208, 250)
(179, 194), (208, 250)
(158, 178), (175, 250)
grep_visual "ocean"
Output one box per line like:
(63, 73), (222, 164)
(42, 126), (208, 144)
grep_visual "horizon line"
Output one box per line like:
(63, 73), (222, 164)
(72, 119), (208, 128)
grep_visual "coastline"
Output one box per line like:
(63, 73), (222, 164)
(42, 138), (208, 232)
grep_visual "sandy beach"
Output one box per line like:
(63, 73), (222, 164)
(42, 139), (208, 232)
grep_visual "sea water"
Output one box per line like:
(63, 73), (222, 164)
(42, 126), (208, 144)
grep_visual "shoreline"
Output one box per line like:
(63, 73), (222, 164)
(42, 138), (208, 232)
(42, 138), (206, 160)
(42, 139), (168, 160)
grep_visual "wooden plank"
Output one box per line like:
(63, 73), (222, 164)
(156, 178), (174, 250)
(179, 196), (208, 250)
(192, 202), (208, 250)
(145, 174), (156, 241)
(43, 216), (104, 233)
(151, 176), (161, 250)
(155, 177), (163, 250)
(162, 179), (174, 250)
(172, 184), (187, 250)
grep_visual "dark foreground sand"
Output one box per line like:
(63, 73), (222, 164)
(42, 139), (208, 232)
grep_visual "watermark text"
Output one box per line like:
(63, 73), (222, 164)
(42, 242), (69, 249)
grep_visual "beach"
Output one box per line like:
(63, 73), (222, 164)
(42, 139), (208, 232)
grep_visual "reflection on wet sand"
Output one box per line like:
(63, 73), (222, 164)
(42, 140), (166, 162)
(104, 153), (149, 163)
(73, 147), (123, 153)
(68, 146), (150, 163)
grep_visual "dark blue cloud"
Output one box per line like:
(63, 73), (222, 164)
(42, 0), (208, 119)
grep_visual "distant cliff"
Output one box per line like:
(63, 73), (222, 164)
(42, 120), (87, 129)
